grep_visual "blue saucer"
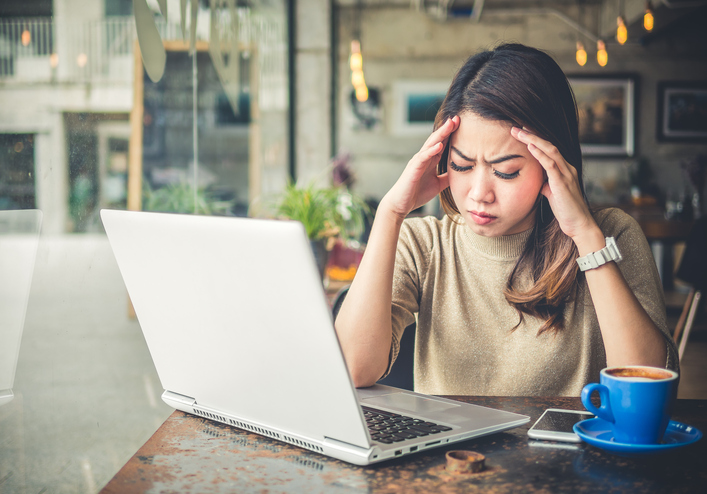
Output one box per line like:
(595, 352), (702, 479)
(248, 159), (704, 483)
(573, 418), (702, 456)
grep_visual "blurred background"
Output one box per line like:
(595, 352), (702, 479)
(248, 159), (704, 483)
(1, 1), (706, 492)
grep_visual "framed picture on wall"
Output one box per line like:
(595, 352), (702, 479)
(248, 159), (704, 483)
(568, 76), (636, 157)
(657, 82), (707, 141)
(392, 81), (449, 136)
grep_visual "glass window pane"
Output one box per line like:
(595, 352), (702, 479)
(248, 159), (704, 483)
(0, 2), (290, 491)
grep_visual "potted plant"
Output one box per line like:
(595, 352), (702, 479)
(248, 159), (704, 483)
(143, 182), (233, 215)
(274, 181), (370, 279)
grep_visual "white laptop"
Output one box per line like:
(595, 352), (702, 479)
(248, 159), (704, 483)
(101, 209), (529, 465)
(0, 209), (42, 407)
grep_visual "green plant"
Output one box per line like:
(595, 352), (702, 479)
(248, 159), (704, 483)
(143, 183), (231, 215)
(275, 182), (370, 244)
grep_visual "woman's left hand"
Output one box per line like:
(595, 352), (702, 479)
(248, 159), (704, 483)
(511, 127), (600, 244)
(512, 129), (669, 369)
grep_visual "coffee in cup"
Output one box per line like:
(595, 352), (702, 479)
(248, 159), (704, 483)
(581, 365), (679, 445)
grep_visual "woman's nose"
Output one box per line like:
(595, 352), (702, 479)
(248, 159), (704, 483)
(469, 171), (495, 203)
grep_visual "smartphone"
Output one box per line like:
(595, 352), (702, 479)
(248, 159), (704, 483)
(527, 408), (594, 443)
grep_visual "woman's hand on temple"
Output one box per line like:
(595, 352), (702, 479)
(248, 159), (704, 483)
(381, 116), (460, 220)
(333, 117), (460, 387)
(511, 127), (602, 248)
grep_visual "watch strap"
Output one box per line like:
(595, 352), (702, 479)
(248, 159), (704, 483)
(576, 237), (622, 271)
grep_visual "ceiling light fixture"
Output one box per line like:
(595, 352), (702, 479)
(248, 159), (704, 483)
(644, 2), (655, 31)
(615, 0), (628, 45)
(349, 40), (368, 102)
(616, 16), (627, 44)
(597, 40), (608, 67)
(576, 41), (587, 66)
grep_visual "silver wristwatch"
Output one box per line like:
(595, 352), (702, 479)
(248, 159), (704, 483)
(576, 237), (622, 271)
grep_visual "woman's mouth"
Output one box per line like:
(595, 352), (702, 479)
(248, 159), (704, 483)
(470, 210), (497, 225)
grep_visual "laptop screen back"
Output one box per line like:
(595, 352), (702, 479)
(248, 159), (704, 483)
(0, 210), (42, 401)
(101, 210), (370, 448)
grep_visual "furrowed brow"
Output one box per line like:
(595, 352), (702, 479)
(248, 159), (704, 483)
(451, 146), (474, 162)
(487, 154), (523, 165)
(452, 147), (523, 165)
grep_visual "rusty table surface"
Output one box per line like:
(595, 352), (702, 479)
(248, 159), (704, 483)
(100, 396), (707, 493)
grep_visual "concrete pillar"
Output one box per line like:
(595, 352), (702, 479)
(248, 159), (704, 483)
(34, 112), (69, 234)
(53, 0), (103, 81)
(295, 0), (332, 185)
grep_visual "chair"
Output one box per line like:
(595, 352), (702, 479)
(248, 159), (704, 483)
(331, 286), (416, 391)
(673, 289), (702, 360)
(673, 217), (707, 361)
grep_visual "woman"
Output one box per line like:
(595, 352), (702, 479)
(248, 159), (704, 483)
(334, 43), (678, 396)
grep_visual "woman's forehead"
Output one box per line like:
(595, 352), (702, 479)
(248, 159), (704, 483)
(451, 114), (523, 153)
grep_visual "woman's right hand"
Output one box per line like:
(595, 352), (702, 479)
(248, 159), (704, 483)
(381, 116), (459, 219)
(335, 117), (458, 387)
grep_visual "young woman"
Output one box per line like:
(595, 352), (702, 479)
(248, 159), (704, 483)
(334, 43), (678, 396)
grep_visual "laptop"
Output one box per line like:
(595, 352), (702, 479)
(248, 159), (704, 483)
(100, 209), (529, 465)
(0, 209), (42, 407)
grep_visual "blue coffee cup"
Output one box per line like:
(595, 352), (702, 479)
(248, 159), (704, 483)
(581, 365), (679, 445)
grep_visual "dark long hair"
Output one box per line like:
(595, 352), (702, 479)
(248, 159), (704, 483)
(436, 43), (586, 335)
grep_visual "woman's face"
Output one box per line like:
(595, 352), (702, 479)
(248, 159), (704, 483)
(447, 112), (546, 237)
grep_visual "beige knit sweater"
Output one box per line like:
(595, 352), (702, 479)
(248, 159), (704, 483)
(389, 208), (678, 396)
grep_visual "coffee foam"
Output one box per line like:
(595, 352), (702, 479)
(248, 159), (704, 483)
(606, 367), (674, 381)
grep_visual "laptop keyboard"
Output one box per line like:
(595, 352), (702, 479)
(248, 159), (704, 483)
(362, 405), (453, 444)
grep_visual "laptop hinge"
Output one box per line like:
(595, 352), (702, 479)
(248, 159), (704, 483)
(322, 436), (371, 455)
(162, 390), (196, 407)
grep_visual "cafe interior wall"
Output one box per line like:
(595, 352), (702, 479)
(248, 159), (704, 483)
(334, 2), (707, 211)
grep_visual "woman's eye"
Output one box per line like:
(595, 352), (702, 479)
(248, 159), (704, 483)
(450, 161), (473, 172)
(494, 170), (520, 180)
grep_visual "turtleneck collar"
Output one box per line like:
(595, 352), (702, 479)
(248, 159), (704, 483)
(455, 216), (533, 260)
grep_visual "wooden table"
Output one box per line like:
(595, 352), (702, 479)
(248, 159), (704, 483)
(100, 396), (706, 493)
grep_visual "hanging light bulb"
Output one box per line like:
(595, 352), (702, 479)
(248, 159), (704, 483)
(21, 29), (31, 46)
(351, 69), (365, 88)
(355, 86), (369, 103)
(349, 40), (363, 71)
(597, 40), (608, 67)
(349, 39), (369, 102)
(616, 16), (628, 45)
(644, 2), (654, 31)
(576, 41), (587, 66)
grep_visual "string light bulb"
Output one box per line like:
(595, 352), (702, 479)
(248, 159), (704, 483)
(349, 39), (369, 102)
(349, 40), (363, 71)
(644, 2), (654, 31)
(597, 40), (608, 67)
(21, 29), (31, 46)
(355, 86), (369, 103)
(351, 70), (365, 88)
(616, 16), (628, 44)
(576, 41), (587, 66)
